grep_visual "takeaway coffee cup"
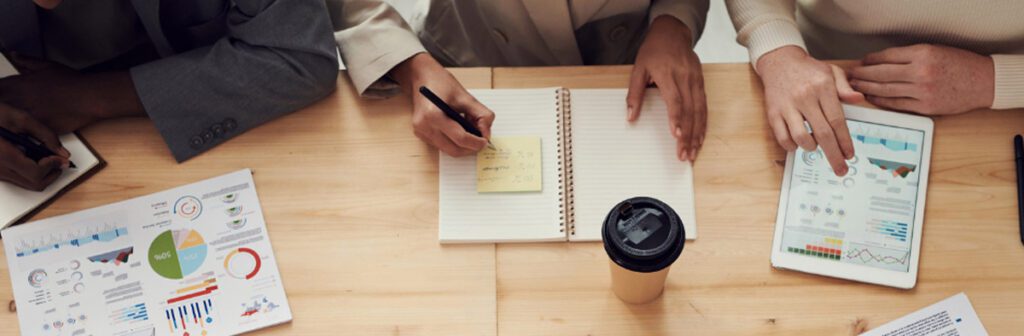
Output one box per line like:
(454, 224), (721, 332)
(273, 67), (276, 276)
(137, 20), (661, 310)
(602, 196), (686, 304)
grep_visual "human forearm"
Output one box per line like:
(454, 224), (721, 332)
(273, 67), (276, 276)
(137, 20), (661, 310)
(89, 71), (146, 120)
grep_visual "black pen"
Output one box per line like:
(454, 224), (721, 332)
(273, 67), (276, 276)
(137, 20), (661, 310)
(1015, 134), (1023, 245)
(418, 86), (495, 150)
(0, 127), (75, 168)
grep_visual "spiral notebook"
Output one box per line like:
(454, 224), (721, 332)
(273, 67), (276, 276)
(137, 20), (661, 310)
(439, 88), (697, 243)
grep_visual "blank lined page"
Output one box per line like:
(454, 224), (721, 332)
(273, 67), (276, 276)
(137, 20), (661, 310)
(438, 88), (565, 243)
(567, 89), (697, 241)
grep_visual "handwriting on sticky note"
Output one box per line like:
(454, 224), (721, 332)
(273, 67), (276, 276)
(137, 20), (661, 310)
(477, 136), (542, 193)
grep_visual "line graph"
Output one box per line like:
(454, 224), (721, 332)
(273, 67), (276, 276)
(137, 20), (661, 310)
(846, 248), (908, 264)
(845, 243), (910, 272)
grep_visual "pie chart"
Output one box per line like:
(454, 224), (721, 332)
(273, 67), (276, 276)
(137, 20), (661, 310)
(148, 229), (207, 279)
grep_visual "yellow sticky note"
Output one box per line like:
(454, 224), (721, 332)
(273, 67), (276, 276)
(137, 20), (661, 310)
(477, 136), (542, 193)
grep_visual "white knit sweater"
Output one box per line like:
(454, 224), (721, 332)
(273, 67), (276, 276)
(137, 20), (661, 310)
(726, 0), (1024, 109)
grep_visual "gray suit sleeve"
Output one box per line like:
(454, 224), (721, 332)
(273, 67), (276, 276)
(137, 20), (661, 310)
(129, 0), (339, 162)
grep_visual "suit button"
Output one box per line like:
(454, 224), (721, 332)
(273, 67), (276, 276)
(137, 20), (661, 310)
(491, 28), (509, 44)
(211, 123), (225, 137)
(223, 118), (237, 132)
(609, 24), (628, 43)
(202, 130), (214, 142)
(189, 136), (203, 149)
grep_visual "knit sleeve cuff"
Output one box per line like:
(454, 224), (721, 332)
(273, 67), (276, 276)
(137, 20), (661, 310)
(991, 54), (1024, 110)
(738, 19), (806, 71)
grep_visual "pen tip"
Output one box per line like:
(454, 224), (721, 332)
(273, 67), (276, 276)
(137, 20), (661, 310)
(69, 161), (77, 169)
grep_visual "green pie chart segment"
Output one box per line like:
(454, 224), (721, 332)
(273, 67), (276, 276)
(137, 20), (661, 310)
(148, 229), (207, 280)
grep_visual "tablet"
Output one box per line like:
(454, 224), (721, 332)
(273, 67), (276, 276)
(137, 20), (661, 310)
(771, 104), (934, 289)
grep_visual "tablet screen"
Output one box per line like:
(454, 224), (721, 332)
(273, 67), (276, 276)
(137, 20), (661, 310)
(780, 119), (925, 272)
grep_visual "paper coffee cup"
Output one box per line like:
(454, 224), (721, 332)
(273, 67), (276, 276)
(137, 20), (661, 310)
(602, 197), (685, 304)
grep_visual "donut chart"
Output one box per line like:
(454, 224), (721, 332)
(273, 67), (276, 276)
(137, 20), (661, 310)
(224, 248), (261, 280)
(174, 196), (203, 221)
(28, 269), (47, 288)
(149, 229), (208, 279)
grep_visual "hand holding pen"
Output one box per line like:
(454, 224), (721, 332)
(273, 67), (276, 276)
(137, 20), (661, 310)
(391, 53), (496, 157)
(0, 103), (71, 191)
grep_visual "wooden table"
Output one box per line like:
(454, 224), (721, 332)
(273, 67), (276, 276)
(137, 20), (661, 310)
(1, 64), (1022, 335)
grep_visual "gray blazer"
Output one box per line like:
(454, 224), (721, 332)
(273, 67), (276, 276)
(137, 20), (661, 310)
(0, 0), (339, 162)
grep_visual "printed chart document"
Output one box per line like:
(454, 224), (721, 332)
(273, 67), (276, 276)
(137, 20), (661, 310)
(2, 169), (291, 336)
(0, 53), (104, 228)
(860, 293), (988, 336)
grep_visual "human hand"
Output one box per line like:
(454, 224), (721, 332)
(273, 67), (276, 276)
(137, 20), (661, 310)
(628, 15), (707, 161)
(756, 46), (864, 176)
(0, 102), (70, 191)
(849, 44), (994, 115)
(391, 53), (495, 157)
(0, 54), (144, 133)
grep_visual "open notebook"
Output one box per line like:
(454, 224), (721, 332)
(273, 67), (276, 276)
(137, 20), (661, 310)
(439, 88), (697, 243)
(0, 54), (104, 229)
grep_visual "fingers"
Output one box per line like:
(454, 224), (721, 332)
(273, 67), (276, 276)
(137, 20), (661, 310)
(795, 99), (842, 176)
(673, 71), (707, 162)
(413, 118), (483, 157)
(796, 73), (850, 175)
(33, 157), (63, 189)
(673, 75), (697, 161)
(849, 64), (912, 83)
(768, 111), (797, 151)
(8, 52), (58, 75)
(626, 66), (649, 121)
(655, 73), (685, 140)
(862, 46), (917, 65)
(438, 118), (487, 152)
(783, 111), (815, 151)
(831, 65), (864, 103)
(413, 124), (465, 157)
(412, 85), (492, 157)
(849, 80), (918, 98)
(0, 141), (63, 190)
(654, 73), (690, 160)
(436, 133), (472, 157)
(818, 95), (855, 161)
(818, 69), (855, 160)
(11, 112), (69, 158)
(865, 96), (923, 113)
(688, 80), (708, 161)
(0, 166), (41, 191)
(454, 95), (496, 140)
(807, 99), (851, 176)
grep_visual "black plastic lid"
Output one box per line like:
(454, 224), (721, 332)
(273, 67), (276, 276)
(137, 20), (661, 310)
(602, 197), (685, 273)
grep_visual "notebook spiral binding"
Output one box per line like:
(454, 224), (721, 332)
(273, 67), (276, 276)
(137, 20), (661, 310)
(555, 88), (565, 233)
(558, 88), (576, 237)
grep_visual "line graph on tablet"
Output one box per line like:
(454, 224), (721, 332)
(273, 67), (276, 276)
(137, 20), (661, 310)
(845, 243), (910, 271)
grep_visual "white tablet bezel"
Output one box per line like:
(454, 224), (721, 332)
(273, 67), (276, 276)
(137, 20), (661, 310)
(770, 104), (934, 289)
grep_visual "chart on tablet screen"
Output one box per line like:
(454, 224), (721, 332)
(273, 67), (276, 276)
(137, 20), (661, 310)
(780, 120), (926, 272)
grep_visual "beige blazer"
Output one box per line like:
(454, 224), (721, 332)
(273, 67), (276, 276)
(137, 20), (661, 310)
(330, 0), (709, 97)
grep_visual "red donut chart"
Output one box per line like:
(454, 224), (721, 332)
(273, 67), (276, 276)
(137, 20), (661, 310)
(223, 247), (261, 280)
